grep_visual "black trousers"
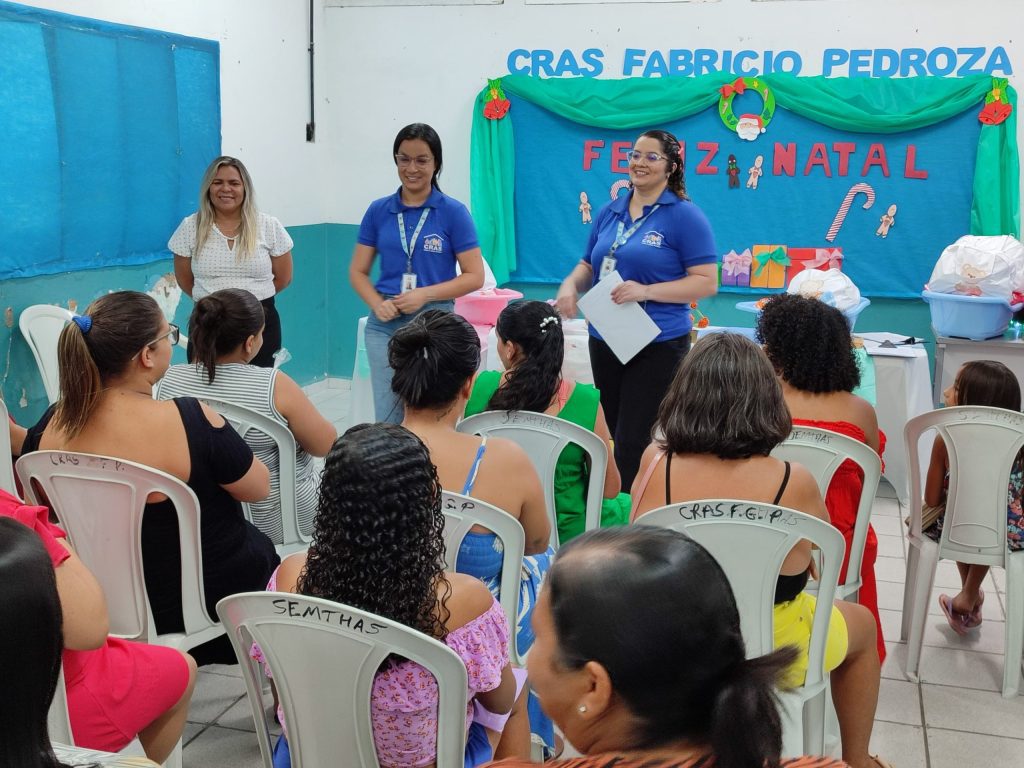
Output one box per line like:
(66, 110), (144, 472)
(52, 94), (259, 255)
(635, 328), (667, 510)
(588, 333), (691, 491)
(190, 295), (282, 368)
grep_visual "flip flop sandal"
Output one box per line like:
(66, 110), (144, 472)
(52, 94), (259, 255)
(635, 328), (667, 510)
(938, 593), (969, 636)
(871, 755), (896, 768)
(963, 588), (984, 630)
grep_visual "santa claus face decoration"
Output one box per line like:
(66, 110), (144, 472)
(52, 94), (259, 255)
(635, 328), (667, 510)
(736, 114), (765, 141)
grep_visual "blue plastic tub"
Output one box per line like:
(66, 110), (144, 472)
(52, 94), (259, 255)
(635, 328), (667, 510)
(736, 297), (871, 331)
(922, 290), (1023, 340)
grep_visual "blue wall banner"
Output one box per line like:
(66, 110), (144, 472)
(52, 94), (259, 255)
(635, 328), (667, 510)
(470, 75), (1020, 296)
(0, 1), (220, 280)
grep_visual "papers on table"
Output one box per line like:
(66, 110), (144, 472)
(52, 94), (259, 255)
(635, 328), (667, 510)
(577, 271), (660, 364)
(857, 332), (927, 358)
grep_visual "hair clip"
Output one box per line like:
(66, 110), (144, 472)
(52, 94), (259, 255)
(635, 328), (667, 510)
(539, 316), (559, 332)
(422, 347), (429, 360)
(72, 315), (92, 334)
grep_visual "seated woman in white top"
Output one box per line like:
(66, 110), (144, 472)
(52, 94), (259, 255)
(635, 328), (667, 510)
(156, 289), (336, 543)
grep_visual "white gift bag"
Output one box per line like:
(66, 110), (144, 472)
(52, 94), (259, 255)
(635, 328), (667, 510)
(926, 235), (1024, 299)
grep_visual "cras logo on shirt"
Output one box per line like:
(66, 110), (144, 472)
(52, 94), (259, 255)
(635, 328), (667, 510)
(422, 234), (445, 253)
(641, 230), (664, 248)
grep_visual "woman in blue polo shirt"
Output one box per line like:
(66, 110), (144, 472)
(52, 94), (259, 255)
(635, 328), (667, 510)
(556, 129), (718, 490)
(349, 123), (485, 423)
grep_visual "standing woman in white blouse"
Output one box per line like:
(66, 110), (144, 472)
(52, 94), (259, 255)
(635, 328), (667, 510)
(171, 156), (294, 368)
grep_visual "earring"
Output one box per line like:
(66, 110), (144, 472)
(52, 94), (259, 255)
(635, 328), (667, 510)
(577, 705), (587, 714)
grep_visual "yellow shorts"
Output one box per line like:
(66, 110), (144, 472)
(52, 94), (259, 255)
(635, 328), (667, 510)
(773, 591), (849, 689)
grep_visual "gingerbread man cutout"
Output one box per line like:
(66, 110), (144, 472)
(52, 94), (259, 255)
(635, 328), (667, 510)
(579, 191), (592, 224)
(876, 204), (897, 238)
(746, 155), (764, 190)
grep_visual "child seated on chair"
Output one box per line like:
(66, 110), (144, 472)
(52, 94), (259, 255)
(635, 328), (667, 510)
(463, 300), (630, 544)
(925, 360), (1024, 634)
(252, 423), (530, 768)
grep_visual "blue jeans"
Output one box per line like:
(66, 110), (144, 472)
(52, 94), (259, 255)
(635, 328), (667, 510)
(364, 300), (455, 424)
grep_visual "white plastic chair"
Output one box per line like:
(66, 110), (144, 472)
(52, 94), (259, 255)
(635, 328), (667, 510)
(16, 450), (224, 652)
(0, 397), (16, 495)
(19, 304), (74, 405)
(217, 592), (469, 768)
(196, 396), (308, 555)
(772, 425), (882, 601)
(457, 411), (607, 549)
(441, 490), (527, 663)
(636, 499), (846, 757)
(900, 405), (1024, 698)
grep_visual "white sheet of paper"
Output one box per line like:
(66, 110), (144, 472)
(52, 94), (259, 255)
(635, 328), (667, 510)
(857, 332), (927, 358)
(577, 271), (660, 364)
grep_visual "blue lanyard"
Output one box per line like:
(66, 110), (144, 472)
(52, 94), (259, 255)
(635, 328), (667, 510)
(397, 208), (430, 273)
(609, 204), (660, 259)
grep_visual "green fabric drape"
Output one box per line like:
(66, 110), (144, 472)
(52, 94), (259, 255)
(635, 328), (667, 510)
(470, 74), (1019, 285)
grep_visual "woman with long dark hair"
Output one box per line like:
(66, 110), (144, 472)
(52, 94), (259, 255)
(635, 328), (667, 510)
(464, 300), (628, 543)
(257, 423), (525, 767)
(483, 526), (847, 768)
(156, 288), (336, 543)
(171, 156), (294, 367)
(20, 290), (278, 666)
(556, 129), (718, 490)
(350, 122), (485, 424)
(631, 333), (889, 768)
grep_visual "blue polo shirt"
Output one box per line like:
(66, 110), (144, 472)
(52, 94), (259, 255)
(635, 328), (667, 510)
(358, 187), (479, 295)
(584, 188), (717, 342)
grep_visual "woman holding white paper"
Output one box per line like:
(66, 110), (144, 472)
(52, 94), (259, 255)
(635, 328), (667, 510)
(555, 129), (718, 489)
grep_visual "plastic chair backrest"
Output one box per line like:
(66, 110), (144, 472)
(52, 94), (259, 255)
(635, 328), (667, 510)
(0, 398), (16, 495)
(47, 665), (73, 745)
(217, 592), (469, 768)
(197, 396), (306, 548)
(15, 450), (217, 645)
(636, 500), (845, 689)
(457, 411), (607, 549)
(19, 305), (74, 405)
(905, 405), (1024, 565)
(441, 490), (526, 663)
(772, 425), (882, 599)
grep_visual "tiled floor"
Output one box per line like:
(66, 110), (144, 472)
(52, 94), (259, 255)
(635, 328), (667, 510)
(171, 382), (1024, 766)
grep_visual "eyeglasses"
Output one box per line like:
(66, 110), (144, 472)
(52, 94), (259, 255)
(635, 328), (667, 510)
(626, 150), (668, 164)
(395, 154), (434, 169)
(133, 323), (180, 359)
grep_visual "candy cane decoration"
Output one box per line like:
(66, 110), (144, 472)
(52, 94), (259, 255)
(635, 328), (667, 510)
(610, 179), (631, 200)
(825, 182), (875, 242)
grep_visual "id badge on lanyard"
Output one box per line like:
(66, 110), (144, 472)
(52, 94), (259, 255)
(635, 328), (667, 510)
(398, 208), (430, 294)
(598, 204), (660, 281)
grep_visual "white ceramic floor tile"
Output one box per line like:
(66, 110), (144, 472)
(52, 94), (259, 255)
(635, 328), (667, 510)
(876, 579), (906, 612)
(882, 641), (909, 681)
(921, 682), (1024, 736)
(923, 617), (1006, 655)
(926, 727), (1024, 768)
(183, 722), (206, 747)
(878, 608), (904, 643)
(874, 556), (908, 583)
(182, 725), (263, 768)
(867, 720), (927, 768)
(876, 533), (904, 559)
(870, 515), (905, 536)
(871, 495), (903, 517)
(914, 646), (1005, 691)
(874, 677), (922, 726)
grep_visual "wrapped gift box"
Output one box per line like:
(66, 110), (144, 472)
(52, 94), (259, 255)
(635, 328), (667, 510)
(720, 249), (753, 287)
(750, 245), (789, 289)
(786, 247), (843, 286)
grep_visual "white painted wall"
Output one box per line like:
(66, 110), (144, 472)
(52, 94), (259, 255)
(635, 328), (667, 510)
(322, 0), (1021, 224)
(22, 0), (332, 226)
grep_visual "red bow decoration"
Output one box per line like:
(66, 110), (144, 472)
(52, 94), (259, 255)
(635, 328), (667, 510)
(484, 98), (511, 120)
(719, 78), (747, 99)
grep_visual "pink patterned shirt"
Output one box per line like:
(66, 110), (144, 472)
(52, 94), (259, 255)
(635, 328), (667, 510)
(252, 569), (510, 767)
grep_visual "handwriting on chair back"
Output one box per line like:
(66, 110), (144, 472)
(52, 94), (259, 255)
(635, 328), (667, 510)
(669, 501), (802, 526)
(498, 411), (561, 431)
(49, 453), (127, 472)
(789, 429), (832, 445)
(271, 598), (387, 634)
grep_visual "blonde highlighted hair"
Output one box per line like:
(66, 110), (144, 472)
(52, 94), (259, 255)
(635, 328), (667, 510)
(194, 156), (259, 260)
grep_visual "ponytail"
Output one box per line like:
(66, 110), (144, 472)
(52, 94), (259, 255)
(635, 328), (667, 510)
(52, 292), (163, 439)
(487, 301), (564, 413)
(188, 289), (265, 384)
(389, 310), (479, 410)
(709, 648), (797, 768)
